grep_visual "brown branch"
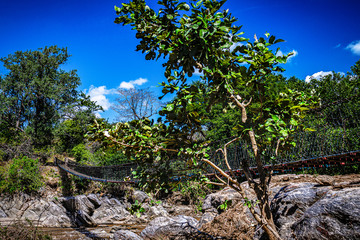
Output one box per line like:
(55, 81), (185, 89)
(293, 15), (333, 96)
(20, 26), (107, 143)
(229, 94), (252, 123)
(205, 181), (226, 187)
(201, 158), (238, 186)
(223, 137), (240, 179)
(215, 174), (228, 186)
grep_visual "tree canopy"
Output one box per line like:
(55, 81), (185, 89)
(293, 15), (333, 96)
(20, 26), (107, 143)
(0, 46), (100, 148)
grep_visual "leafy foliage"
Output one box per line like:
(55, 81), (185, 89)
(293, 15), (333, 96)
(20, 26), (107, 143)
(128, 200), (145, 218)
(93, 1), (320, 238)
(176, 179), (213, 212)
(0, 46), (101, 149)
(0, 156), (43, 194)
(54, 111), (97, 153)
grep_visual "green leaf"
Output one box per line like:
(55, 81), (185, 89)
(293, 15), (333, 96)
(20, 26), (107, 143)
(290, 118), (298, 126)
(274, 39), (285, 44)
(114, 5), (121, 12)
(219, 26), (229, 32)
(167, 103), (174, 111)
(269, 35), (275, 44)
(200, 29), (208, 39)
(177, 3), (190, 11)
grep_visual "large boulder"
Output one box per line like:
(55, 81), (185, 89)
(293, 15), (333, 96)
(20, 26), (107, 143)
(0, 193), (32, 217)
(140, 215), (200, 240)
(0, 193), (72, 227)
(60, 195), (95, 216)
(75, 209), (97, 227)
(87, 193), (102, 208)
(22, 200), (72, 227)
(271, 183), (360, 239)
(0, 208), (7, 218)
(291, 187), (360, 239)
(271, 182), (332, 238)
(148, 205), (169, 218)
(92, 196), (131, 224)
(199, 186), (247, 226)
(132, 190), (149, 203)
(202, 187), (243, 213)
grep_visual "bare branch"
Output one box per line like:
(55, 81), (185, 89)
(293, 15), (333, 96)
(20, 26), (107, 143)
(112, 88), (162, 122)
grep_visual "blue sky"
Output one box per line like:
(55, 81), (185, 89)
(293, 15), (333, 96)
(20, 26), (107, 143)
(1, 0), (359, 122)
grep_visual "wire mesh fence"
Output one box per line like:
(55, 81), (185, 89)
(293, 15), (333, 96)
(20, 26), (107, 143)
(57, 98), (360, 182)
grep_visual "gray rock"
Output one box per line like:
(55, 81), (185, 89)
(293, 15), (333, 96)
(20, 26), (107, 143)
(133, 190), (149, 203)
(292, 187), (360, 240)
(148, 205), (169, 218)
(0, 209), (7, 218)
(271, 183), (332, 238)
(92, 198), (130, 223)
(271, 183), (360, 240)
(0, 193), (32, 217)
(202, 187), (242, 213)
(76, 209), (96, 227)
(198, 212), (217, 227)
(21, 200), (72, 227)
(165, 205), (194, 216)
(114, 230), (143, 240)
(87, 194), (102, 208)
(61, 195), (95, 216)
(140, 215), (199, 240)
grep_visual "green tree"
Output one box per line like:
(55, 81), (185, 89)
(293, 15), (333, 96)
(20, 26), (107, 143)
(54, 111), (97, 153)
(90, 1), (318, 239)
(0, 46), (100, 148)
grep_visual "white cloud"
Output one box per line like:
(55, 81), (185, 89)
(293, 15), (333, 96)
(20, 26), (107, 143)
(334, 43), (341, 48)
(305, 71), (333, 83)
(85, 78), (150, 119)
(346, 40), (360, 55)
(119, 77), (148, 89)
(86, 85), (116, 110)
(276, 49), (298, 62)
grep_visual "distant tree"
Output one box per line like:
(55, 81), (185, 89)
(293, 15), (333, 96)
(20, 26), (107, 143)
(54, 111), (97, 153)
(0, 46), (100, 148)
(307, 60), (360, 105)
(112, 88), (162, 122)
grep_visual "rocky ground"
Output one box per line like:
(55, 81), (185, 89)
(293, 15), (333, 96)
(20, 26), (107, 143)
(0, 169), (359, 239)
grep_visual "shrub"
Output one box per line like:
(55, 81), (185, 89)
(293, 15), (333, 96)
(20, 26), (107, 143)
(71, 144), (94, 163)
(0, 156), (43, 194)
(175, 180), (213, 212)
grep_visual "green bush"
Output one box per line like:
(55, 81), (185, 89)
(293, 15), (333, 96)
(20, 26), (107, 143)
(175, 180), (213, 212)
(0, 156), (43, 194)
(71, 144), (94, 163)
